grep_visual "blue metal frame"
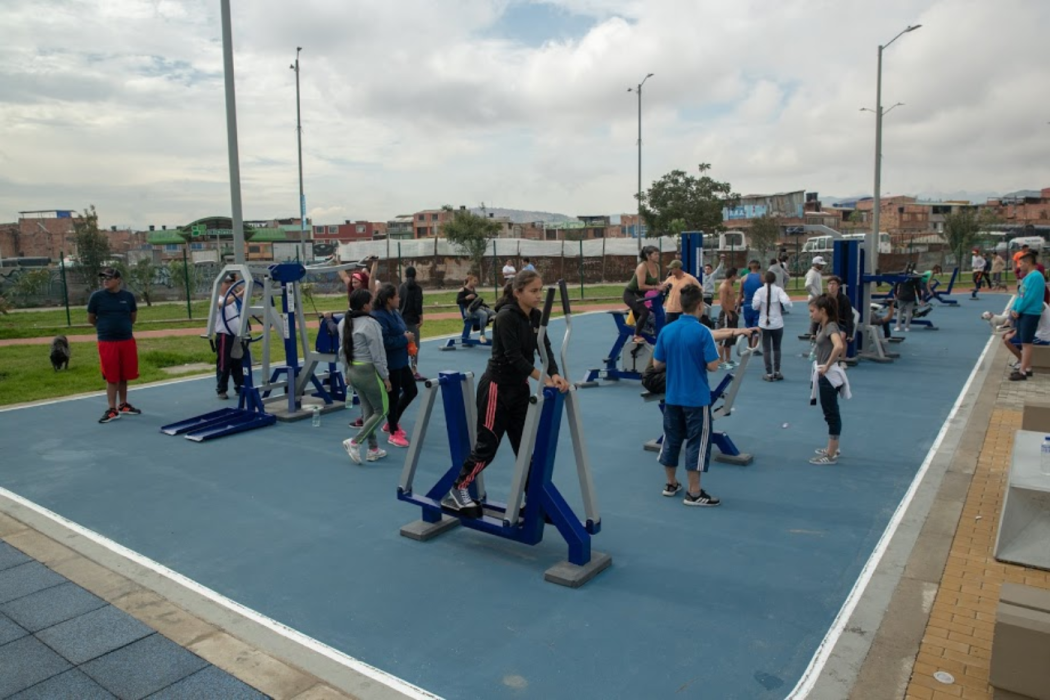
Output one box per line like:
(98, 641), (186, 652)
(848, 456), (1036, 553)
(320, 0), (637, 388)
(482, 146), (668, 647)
(927, 267), (959, 305)
(581, 292), (666, 384)
(441, 304), (493, 350)
(645, 374), (747, 461)
(397, 371), (600, 567)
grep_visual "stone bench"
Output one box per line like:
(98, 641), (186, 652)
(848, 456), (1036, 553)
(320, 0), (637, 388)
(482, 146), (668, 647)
(991, 583), (1050, 700)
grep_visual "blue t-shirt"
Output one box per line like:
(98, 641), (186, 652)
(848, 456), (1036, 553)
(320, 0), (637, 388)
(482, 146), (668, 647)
(1014, 270), (1047, 316)
(87, 289), (137, 341)
(653, 315), (719, 407)
(741, 271), (764, 305)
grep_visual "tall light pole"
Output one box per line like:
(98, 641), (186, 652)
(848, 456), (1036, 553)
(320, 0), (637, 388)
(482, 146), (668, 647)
(290, 47), (306, 261)
(220, 0), (245, 264)
(871, 24), (921, 275)
(628, 73), (653, 247)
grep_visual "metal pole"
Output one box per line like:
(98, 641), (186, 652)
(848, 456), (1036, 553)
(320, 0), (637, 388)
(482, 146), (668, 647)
(220, 0), (246, 265)
(59, 250), (71, 327)
(637, 83), (642, 252)
(871, 43), (884, 278)
(292, 47), (307, 262)
(182, 244), (192, 319)
(579, 239), (584, 299)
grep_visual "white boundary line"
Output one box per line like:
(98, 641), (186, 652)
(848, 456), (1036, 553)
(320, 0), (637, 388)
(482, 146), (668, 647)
(784, 333), (997, 699)
(0, 486), (441, 700)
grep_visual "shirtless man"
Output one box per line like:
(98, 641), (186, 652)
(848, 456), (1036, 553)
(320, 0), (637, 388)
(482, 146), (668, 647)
(717, 268), (740, 369)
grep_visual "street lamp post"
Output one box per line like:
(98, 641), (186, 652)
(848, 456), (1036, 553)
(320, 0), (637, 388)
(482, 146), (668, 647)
(219, 0), (246, 265)
(628, 73), (654, 247)
(290, 47), (307, 262)
(871, 24), (921, 275)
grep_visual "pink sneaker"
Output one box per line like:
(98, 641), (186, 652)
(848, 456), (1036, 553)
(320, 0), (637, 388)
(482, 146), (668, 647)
(388, 429), (409, 448)
(381, 422), (390, 433)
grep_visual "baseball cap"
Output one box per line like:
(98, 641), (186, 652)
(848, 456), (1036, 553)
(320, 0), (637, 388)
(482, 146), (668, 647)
(99, 267), (121, 279)
(812, 256), (826, 266)
(668, 259), (683, 269)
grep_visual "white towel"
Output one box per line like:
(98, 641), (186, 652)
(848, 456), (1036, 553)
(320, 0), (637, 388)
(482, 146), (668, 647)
(810, 361), (852, 402)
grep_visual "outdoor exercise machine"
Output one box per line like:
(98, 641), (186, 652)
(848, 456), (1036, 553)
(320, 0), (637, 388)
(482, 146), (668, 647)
(579, 290), (666, 386)
(440, 303), (493, 351)
(641, 337), (755, 465)
(161, 260), (360, 441)
(397, 280), (610, 587)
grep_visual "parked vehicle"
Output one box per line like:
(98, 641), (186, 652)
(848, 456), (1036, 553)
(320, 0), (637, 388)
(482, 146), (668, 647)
(801, 232), (891, 255)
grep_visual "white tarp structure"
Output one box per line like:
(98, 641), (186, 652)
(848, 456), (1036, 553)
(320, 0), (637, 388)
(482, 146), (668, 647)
(336, 236), (681, 262)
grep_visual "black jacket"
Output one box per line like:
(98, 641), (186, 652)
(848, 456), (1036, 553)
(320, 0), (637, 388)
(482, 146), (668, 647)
(398, 279), (424, 325)
(485, 298), (559, 384)
(835, 291), (855, 339)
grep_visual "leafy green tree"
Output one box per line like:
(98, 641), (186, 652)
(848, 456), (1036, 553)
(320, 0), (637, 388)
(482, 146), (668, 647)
(639, 163), (738, 237)
(441, 205), (501, 275)
(120, 258), (158, 307)
(72, 205), (111, 285)
(748, 214), (781, 256)
(844, 210), (865, 230)
(11, 269), (52, 304)
(944, 208), (999, 265)
(167, 259), (198, 298)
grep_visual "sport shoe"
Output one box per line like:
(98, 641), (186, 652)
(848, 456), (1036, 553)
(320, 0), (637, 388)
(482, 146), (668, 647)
(814, 448), (843, 458)
(683, 489), (720, 507)
(381, 422), (390, 433)
(413, 373), (428, 382)
(218, 392), (229, 400)
(893, 326), (902, 332)
(98, 408), (120, 424)
(118, 402), (141, 415)
(349, 417), (364, 428)
(1010, 360), (1021, 370)
(366, 447), (387, 462)
(662, 482), (682, 497)
(441, 487), (481, 518)
(773, 372), (784, 381)
(724, 361), (737, 371)
(342, 438), (363, 464)
(762, 374), (774, 382)
(809, 454), (838, 465)
(388, 429), (409, 448)
(1009, 370), (1028, 381)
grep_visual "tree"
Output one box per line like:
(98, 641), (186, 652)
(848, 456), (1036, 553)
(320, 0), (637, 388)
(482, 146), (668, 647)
(167, 259), (198, 298)
(748, 214), (781, 257)
(639, 163), (738, 237)
(72, 205), (111, 285)
(120, 258), (158, 307)
(11, 269), (52, 304)
(944, 208), (999, 265)
(844, 210), (865, 230)
(441, 205), (501, 275)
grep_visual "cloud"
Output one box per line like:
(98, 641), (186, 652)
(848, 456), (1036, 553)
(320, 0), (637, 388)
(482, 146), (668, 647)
(1, 0), (1049, 229)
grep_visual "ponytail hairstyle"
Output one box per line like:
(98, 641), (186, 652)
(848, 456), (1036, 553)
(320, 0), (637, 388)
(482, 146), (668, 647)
(640, 245), (658, 261)
(342, 288), (374, 365)
(499, 269), (542, 309)
(763, 270), (777, 326)
(374, 282), (398, 311)
(810, 293), (838, 327)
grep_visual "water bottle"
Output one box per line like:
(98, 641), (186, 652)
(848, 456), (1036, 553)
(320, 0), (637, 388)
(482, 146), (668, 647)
(311, 406), (322, 428)
(1041, 437), (1050, 476)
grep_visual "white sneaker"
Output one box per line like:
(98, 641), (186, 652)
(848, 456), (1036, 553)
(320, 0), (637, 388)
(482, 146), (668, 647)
(366, 447), (387, 462)
(893, 326), (901, 332)
(342, 438), (363, 464)
(1010, 360), (1021, 370)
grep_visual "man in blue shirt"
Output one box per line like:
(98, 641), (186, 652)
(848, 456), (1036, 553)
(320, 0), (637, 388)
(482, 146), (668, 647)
(87, 267), (141, 423)
(740, 259), (764, 354)
(1009, 251), (1047, 381)
(653, 284), (756, 506)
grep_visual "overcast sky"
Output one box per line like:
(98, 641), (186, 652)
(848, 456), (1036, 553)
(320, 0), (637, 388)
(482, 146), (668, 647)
(2, 0), (1049, 229)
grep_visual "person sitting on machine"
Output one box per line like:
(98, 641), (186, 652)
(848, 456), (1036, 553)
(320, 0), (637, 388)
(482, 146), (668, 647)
(443, 271), (571, 518)
(456, 275), (496, 342)
(624, 245), (663, 344)
(1002, 301), (1050, 377)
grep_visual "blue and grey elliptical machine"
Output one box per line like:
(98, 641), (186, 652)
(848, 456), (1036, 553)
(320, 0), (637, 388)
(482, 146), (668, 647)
(397, 281), (611, 587)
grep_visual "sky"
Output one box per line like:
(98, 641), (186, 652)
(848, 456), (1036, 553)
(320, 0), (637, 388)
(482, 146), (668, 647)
(2, 0), (1049, 230)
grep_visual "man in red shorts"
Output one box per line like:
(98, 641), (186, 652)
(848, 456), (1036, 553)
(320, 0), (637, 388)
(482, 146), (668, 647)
(87, 267), (141, 423)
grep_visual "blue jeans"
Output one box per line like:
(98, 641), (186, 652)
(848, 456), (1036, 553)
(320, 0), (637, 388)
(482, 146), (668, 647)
(659, 404), (712, 472)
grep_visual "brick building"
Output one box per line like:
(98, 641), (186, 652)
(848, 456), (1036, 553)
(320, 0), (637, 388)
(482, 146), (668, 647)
(983, 189), (1050, 228)
(313, 220), (382, 242)
(0, 210), (146, 263)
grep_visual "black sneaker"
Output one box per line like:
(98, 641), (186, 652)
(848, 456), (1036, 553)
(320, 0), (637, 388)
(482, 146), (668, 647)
(774, 372), (784, 381)
(118, 402), (141, 415)
(762, 374), (774, 382)
(684, 489), (720, 507)
(98, 408), (120, 424)
(441, 487), (481, 519)
(218, 392), (229, 400)
(1009, 371), (1028, 381)
(662, 482), (682, 497)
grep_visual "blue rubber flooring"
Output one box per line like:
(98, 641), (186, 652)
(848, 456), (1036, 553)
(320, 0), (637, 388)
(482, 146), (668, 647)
(0, 542), (267, 699)
(0, 294), (1001, 699)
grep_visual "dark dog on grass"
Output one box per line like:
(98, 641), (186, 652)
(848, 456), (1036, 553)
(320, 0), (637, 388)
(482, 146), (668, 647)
(50, 335), (71, 371)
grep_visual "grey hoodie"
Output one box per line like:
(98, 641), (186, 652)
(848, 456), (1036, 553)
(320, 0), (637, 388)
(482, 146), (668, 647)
(337, 315), (389, 380)
(702, 261), (724, 296)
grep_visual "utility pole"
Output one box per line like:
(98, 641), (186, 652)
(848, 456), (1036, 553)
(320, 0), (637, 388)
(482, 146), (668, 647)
(291, 47), (307, 262)
(628, 73), (653, 250)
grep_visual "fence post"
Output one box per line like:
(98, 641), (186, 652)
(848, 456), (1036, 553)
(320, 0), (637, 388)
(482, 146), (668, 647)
(397, 241), (402, 282)
(182, 244), (192, 319)
(579, 239), (584, 299)
(492, 239), (499, 296)
(601, 236), (607, 284)
(59, 250), (71, 327)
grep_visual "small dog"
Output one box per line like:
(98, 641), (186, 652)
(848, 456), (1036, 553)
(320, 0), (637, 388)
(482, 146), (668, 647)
(49, 335), (71, 371)
(981, 295), (1016, 333)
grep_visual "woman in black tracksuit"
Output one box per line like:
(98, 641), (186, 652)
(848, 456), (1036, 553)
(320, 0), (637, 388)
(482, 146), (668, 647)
(442, 270), (571, 518)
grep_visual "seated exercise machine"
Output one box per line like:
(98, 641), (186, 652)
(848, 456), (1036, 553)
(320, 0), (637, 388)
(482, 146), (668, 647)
(441, 302), (493, 351)
(579, 290), (666, 386)
(927, 266), (960, 305)
(161, 260), (359, 441)
(641, 337), (754, 465)
(397, 281), (610, 587)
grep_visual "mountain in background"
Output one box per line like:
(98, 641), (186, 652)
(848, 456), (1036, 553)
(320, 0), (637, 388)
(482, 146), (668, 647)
(468, 207), (577, 224)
